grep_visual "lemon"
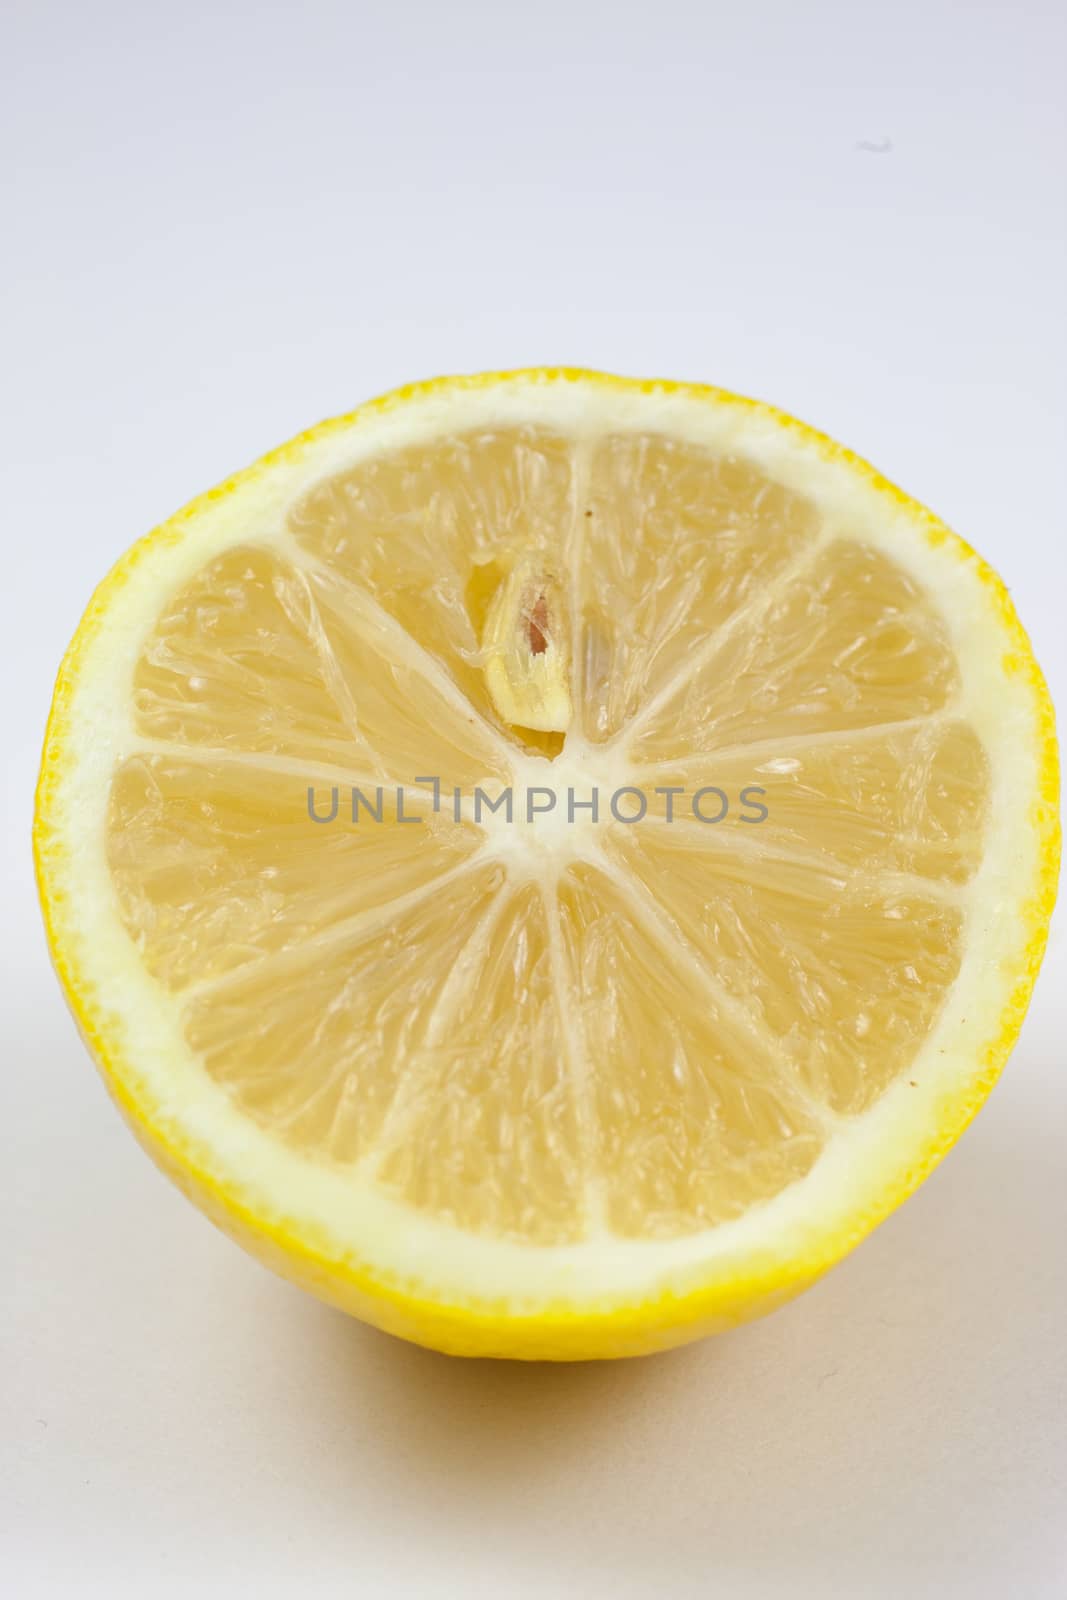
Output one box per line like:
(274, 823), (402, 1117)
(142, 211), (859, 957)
(35, 370), (1059, 1359)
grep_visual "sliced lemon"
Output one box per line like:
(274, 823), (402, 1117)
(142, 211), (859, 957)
(35, 370), (1059, 1359)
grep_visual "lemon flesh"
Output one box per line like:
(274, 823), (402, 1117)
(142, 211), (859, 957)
(36, 373), (1058, 1357)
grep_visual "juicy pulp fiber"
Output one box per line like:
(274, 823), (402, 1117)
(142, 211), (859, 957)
(108, 425), (988, 1247)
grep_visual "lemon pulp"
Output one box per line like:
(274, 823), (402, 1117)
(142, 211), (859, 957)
(106, 424), (987, 1247)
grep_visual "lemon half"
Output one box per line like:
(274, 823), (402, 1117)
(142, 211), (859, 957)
(35, 371), (1059, 1358)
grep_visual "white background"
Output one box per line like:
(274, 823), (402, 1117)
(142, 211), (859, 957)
(3, 2), (1065, 1595)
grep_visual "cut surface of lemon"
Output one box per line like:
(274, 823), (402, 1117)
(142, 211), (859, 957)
(36, 371), (1058, 1358)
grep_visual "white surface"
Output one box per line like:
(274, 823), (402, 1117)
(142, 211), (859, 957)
(2, 2), (1064, 1595)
